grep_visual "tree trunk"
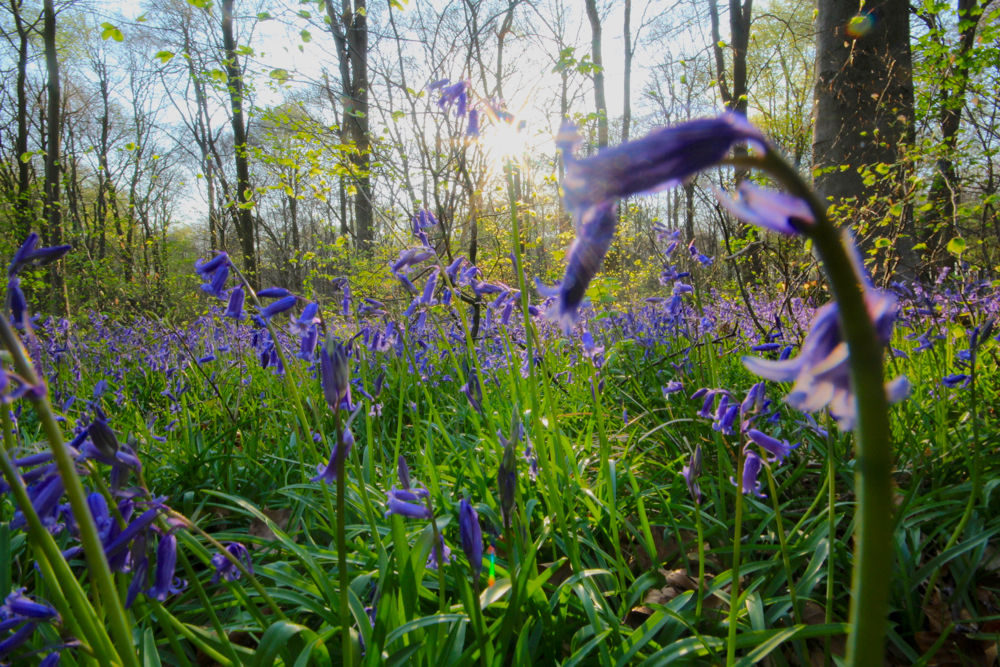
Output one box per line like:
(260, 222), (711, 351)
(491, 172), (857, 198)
(43, 0), (68, 316)
(11, 0), (35, 241)
(584, 0), (608, 148)
(221, 0), (258, 285)
(622, 0), (632, 142)
(325, 0), (373, 252)
(813, 0), (916, 279)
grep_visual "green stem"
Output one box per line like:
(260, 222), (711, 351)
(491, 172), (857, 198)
(335, 408), (352, 666)
(760, 150), (895, 666)
(694, 502), (705, 622)
(726, 446), (745, 666)
(763, 466), (801, 626)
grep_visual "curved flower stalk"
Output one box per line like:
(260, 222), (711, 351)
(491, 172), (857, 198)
(551, 116), (903, 664)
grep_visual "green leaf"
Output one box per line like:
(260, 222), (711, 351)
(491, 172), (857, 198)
(154, 50), (175, 65)
(947, 237), (966, 255)
(100, 22), (124, 42)
(875, 238), (891, 248)
(141, 628), (162, 667)
(254, 621), (313, 667)
(300, 29), (312, 43)
(257, 11), (272, 20)
(269, 68), (291, 84)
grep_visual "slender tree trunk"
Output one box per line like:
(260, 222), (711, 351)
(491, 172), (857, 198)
(585, 0), (608, 148)
(221, 0), (258, 285)
(325, 0), (373, 251)
(622, 0), (632, 142)
(12, 0), (35, 241)
(43, 0), (68, 316)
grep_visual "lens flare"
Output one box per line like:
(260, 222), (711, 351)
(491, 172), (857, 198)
(846, 12), (875, 38)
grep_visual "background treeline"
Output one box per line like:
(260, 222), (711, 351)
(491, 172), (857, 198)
(1, 0), (998, 320)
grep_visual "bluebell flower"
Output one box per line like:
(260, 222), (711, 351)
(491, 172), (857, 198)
(942, 373), (970, 389)
(8, 233), (71, 276)
(391, 248), (433, 275)
(740, 381), (766, 418)
(257, 287), (292, 299)
(11, 474), (64, 533)
(319, 335), (351, 411)
(194, 252), (229, 278)
(397, 455), (411, 490)
(0, 623), (37, 659)
(460, 363), (483, 415)
(437, 80), (469, 116)
(743, 260), (909, 430)
(385, 489), (432, 520)
(420, 269), (439, 306)
(682, 445), (703, 504)
(715, 181), (814, 235)
(427, 535), (453, 570)
(299, 325), (319, 361)
(497, 435), (517, 530)
(732, 449), (766, 498)
(458, 499), (483, 577)
(200, 263), (229, 300)
(211, 542), (254, 584)
(125, 555), (148, 609)
(1, 588), (58, 622)
(258, 295), (297, 322)
(147, 532), (185, 602)
(747, 429), (800, 464)
(558, 115), (764, 228)
(7, 277), (27, 328)
(312, 425), (355, 484)
(662, 381), (684, 398)
(542, 201), (617, 332)
(290, 302), (319, 337)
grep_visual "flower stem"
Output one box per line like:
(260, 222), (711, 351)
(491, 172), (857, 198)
(726, 446), (745, 666)
(759, 150), (895, 666)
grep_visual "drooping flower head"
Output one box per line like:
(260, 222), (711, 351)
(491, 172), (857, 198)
(742, 248), (909, 430)
(458, 498), (483, 578)
(319, 335), (351, 412)
(8, 233), (72, 277)
(546, 115), (765, 330)
(747, 428), (800, 464)
(681, 445), (703, 505)
(211, 542), (254, 584)
(732, 448), (766, 498)
(312, 425), (355, 484)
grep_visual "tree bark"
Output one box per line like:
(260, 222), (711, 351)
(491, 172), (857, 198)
(584, 0), (608, 148)
(42, 0), (68, 315)
(622, 0), (632, 142)
(11, 0), (37, 242)
(325, 0), (373, 252)
(813, 0), (916, 278)
(221, 0), (258, 285)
